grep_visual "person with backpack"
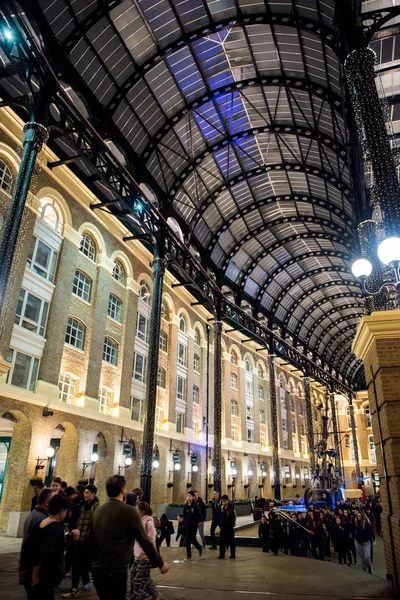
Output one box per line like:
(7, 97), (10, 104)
(218, 495), (236, 559)
(175, 514), (186, 547)
(156, 513), (174, 548)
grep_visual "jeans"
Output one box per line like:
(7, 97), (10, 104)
(219, 528), (235, 558)
(311, 535), (325, 560)
(198, 522), (206, 547)
(92, 568), (127, 600)
(355, 540), (372, 572)
(185, 524), (202, 558)
(71, 542), (91, 590)
(210, 521), (220, 547)
(156, 533), (171, 548)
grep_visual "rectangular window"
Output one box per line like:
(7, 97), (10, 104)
(108, 294), (122, 322)
(15, 288), (49, 337)
(136, 313), (148, 341)
(231, 423), (238, 441)
(59, 373), (78, 403)
(291, 421), (296, 433)
(65, 317), (85, 350)
(300, 423), (305, 436)
(176, 411), (185, 434)
(130, 396), (143, 422)
(260, 409), (265, 424)
(298, 404), (304, 417)
(369, 435), (376, 463)
(72, 270), (91, 303)
(365, 407), (372, 428)
(231, 399), (238, 416)
(159, 330), (168, 352)
(155, 406), (163, 429)
(283, 438), (289, 450)
(247, 429), (254, 443)
(290, 398), (295, 412)
(178, 342), (187, 367)
(301, 437), (306, 454)
(157, 367), (166, 389)
(6, 348), (39, 391)
(292, 433), (298, 453)
(282, 418), (287, 432)
(260, 429), (265, 446)
(230, 373), (237, 389)
(245, 380), (252, 397)
(349, 435), (361, 463)
(177, 376), (186, 402)
(193, 419), (200, 435)
(27, 235), (58, 282)
(99, 387), (113, 414)
(258, 385), (264, 400)
(193, 353), (200, 373)
(193, 384), (199, 404)
(246, 404), (254, 421)
(133, 352), (147, 382)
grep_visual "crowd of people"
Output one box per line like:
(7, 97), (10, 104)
(257, 496), (382, 574)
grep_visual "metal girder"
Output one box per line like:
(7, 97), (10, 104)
(241, 249), (353, 299)
(313, 315), (362, 355)
(61, 0), (121, 51)
(347, 361), (365, 386)
(328, 339), (356, 371)
(283, 282), (362, 326)
(267, 270), (355, 318)
(338, 352), (360, 382)
(303, 303), (363, 345)
(207, 195), (353, 254)
(363, 6), (400, 43)
(140, 76), (344, 160)
(221, 228), (353, 274)
(103, 11), (337, 116)
(169, 138), (349, 201)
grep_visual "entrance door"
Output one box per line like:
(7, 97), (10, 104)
(0, 437), (11, 503)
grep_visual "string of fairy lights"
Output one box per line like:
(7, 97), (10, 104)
(304, 377), (316, 476)
(268, 355), (281, 490)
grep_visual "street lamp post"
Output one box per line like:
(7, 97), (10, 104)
(352, 236), (400, 305)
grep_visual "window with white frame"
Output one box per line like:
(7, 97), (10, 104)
(257, 364), (264, 379)
(27, 236), (58, 282)
(301, 437), (306, 454)
(103, 337), (118, 366)
(79, 233), (97, 261)
(6, 348), (39, 391)
(260, 429), (265, 446)
(260, 409), (265, 424)
(15, 288), (49, 337)
(177, 376), (186, 402)
(176, 411), (185, 433)
(65, 317), (85, 350)
(178, 342), (187, 367)
(72, 270), (92, 303)
(139, 280), (150, 303)
(282, 417), (287, 432)
(258, 384), (264, 400)
(365, 405), (372, 428)
(155, 406), (163, 429)
(133, 352), (147, 382)
(38, 198), (63, 234)
(157, 366), (166, 389)
(230, 351), (237, 365)
(292, 433), (298, 452)
(245, 380), (252, 397)
(136, 313), (148, 341)
(230, 372), (237, 389)
(59, 373), (78, 403)
(179, 313), (187, 333)
(246, 405), (254, 421)
(193, 384), (199, 404)
(0, 158), (13, 193)
(347, 407), (353, 429)
(349, 434), (361, 463)
(108, 294), (122, 322)
(161, 300), (169, 321)
(369, 434), (376, 463)
(193, 353), (200, 373)
(112, 260), (126, 285)
(194, 327), (201, 345)
(99, 387), (113, 414)
(245, 358), (251, 372)
(159, 330), (168, 352)
(247, 428), (254, 443)
(130, 396), (143, 422)
(231, 399), (238, 416)
(231, 423), (238, 441)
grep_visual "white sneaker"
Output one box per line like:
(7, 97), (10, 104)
(183, 557), (192, 562)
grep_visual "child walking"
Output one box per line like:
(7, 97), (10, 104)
(129, 501), (159, 600)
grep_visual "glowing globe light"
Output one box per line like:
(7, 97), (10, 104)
(247, 469), (253, 477)
(46, 447), (55, 458)
(192, 465), (198, 472)
(174, 462), (181, 471)
(125, 457), (133, 466)
(231, 467), (237, 477)
(352, 258), (372, 279)
(152, 459), (159, 469)
(378, 237), (400, 266)
(90, 453), (99, 463)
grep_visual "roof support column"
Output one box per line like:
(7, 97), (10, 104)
(304, 376), (316, 479)
(348, 398), (362, 487)
(268, 355), (281, 500)
(213, 301), (223, 494)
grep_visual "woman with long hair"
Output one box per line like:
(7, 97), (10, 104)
(353, 511), (374, 573)
(129, 502), (159, 600)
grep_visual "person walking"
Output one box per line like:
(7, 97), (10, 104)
(308, 512), (325, 561)
(209, 490), (221, 550)
(62, 485), (100, 599)
(156, 513), (174, 548)
(183, 492), (203, 562)
(331, 516), (352, 565)
(129, 502), (159, 600)
(353, 512), (374, 573)
(20, 494), (69, 600)
(193, 490), (206, 548)
(258, 515), (270, 552)
(175, 514), (186, 547)
(218, 495), (236, 560)
(268, 512), (282, 556)
(89, 475), (168, 600)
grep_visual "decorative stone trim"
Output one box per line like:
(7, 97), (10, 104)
(0, 356), (12, 376)
(352, 309), (400, 361)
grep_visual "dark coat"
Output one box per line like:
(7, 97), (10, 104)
(220, 503), (236, 530)
(183, 502), (201, 527)
(77, 497), (100, 544)
(331, 523), (350, 550)
(211, 499), (222, 524)
(195, 497), (206, 521)
(353, 522), (373, 544)
(258, 522), (269, 541)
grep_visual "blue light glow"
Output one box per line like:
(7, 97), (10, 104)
(4, 29), (13, 41)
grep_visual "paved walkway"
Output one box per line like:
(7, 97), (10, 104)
(0, 538), (393, 600)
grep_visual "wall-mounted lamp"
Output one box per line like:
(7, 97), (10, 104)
(118, 456), (133, 475)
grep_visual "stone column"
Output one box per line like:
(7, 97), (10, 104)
(268, 355), (281, 500)
(0, 122), (48, 375)
(349, 399), (362, 485)
(353, 311), (400, 593)
(304, 377), (316, 477)
(213, 319), (223, 494)
(140, 257), (165, 503)
(329, 392), (343, 485)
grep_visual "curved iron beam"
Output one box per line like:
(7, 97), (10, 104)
(363, 6), (400, 43)
(169, 137), (349, 200)
(347, 361), (365, 386)
(328, 338), (357, 371)
(293, 295), (362, 340)
(102, 12), (338, 115)
(283, 282), (363, 325)
(304, 305), (364, 345)
(205, 194), (353, 254)
(140, 77), (344, 159)
(314, 315), (362, 356)
(61, 0), (121, 51)
(337, 350), (360, 380)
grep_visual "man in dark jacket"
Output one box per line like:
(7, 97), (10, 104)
(183, 492), (203, 561)
(176, 514), (186, 547)
(193, 490), (206, 548)
(210, 490), (221, 549)
(218, 495), (236, 559)
(22, 488), (56, 543)
(62, 485), (100, 599)
(30, 480), (44, 512)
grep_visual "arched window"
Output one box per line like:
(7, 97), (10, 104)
(230, 351), (238, 365)
(72, 270), (92, 303)
(231, 399), (238, 416)
(159, 330), (168, 352)
(38, 198), (63, 234)
(346, 407), (353, 429)
(0, 158), (13, 193)
(80, 233), (97, 261)
(365, 405), (372, 428)
(59, 373), (78, 404)
(161, 300), (170, 321)
(288, 380), (294, 394)
(194, 327), (201, 346)
(157, 366), (166, 389)
(257, 364), (264, 379)
(280, 376), (284, 389)
(108, 294), (122, 322)
(245, 358), (251, 372)
(103, 337), (118, 366)
(112, 260), (126, 285)
(298, 385), (303, 398)
(179, 313), (186, 333)
(65, 317), (86, 350)
(139, 280), (150, 303)
(258, 384), (264, 400)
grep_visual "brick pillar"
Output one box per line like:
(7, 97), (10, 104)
(353, 310), (400, 593)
